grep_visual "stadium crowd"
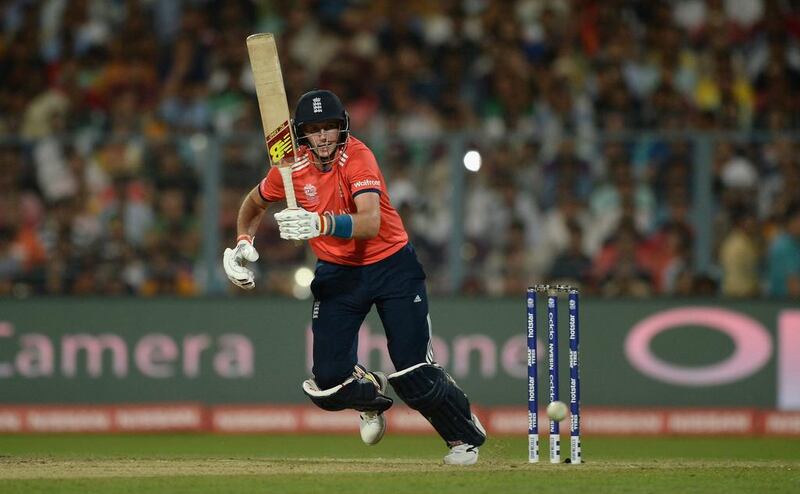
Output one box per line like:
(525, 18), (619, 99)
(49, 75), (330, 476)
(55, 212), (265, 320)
(0, 0), (798, 298)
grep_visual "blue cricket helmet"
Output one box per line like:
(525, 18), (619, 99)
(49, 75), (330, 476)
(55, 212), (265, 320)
(292, 89), (350, 146)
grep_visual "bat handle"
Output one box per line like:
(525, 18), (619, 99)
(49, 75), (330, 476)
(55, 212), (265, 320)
(278, 166), (297, 209)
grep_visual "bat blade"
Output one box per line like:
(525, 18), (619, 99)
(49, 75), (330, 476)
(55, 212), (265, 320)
(246, 33), (297, 208)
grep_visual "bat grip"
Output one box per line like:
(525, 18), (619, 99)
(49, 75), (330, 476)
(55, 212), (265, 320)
(278, 166), (297, 209)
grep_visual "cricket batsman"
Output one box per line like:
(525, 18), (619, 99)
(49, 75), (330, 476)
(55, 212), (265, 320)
(223, 89), (486, 465)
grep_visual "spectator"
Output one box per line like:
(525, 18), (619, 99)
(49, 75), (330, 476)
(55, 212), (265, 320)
(0, 0), (798, 298)
(766, 203), (800, 298)
(0, 226), (24, 294)
(537, 187), (596, 275)
(642, 221), (694, 294)
(548, 219), (592, 288)
(719, 207), (762, 297)
(593, 219), (653, 296)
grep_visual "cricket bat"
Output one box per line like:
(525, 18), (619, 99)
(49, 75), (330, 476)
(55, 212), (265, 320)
(246, 33), (297, 208)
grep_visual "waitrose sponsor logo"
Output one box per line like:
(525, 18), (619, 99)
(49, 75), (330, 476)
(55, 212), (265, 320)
(352, 179), (381, 188)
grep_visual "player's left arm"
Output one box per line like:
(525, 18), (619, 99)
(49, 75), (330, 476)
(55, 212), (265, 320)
(273, 195), (379, 241)
(349, 191), (380, 239)
(274, 148), (384, 241)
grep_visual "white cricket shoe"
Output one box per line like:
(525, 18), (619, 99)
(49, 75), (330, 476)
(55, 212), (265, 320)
(443, 414), (485, 465)
(443, 444), (480, 465)
(359, 371), (388, 445)
(359, 410), (386, 445)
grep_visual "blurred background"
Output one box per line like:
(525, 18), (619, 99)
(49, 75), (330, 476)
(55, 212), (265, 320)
(1, 0), (799, 299)
(0, 0), (799, 434)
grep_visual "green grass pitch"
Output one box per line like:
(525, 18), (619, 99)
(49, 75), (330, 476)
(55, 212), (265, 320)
(1, 434), (799, 493)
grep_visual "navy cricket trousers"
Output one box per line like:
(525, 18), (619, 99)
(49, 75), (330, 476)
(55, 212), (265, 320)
(309, 243), (432, 389)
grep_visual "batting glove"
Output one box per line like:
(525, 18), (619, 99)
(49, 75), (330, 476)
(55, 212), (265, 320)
(274, 208), (323, 241)
(223, 237), (260, 290)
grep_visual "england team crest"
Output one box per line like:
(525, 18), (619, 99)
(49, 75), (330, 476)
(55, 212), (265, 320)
(304, 183), (319, 205)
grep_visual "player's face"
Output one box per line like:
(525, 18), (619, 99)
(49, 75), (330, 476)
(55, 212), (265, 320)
(303, 121), (341, 159)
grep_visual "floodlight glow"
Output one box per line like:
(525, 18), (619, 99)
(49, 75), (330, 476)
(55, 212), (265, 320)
(463, 150), (482, 172)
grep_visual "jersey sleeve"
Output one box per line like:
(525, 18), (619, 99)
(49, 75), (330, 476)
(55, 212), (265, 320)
(347, 148), (383, 198)
(258, 167), (285, 202)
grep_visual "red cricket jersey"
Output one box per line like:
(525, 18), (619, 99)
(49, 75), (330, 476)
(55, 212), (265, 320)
(258, 137), (408, 266)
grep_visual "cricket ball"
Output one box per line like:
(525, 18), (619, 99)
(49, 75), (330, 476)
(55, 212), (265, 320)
(546, 400), (568, 422)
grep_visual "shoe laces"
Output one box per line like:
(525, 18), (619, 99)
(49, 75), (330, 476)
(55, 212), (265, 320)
(449, 444), (477, 454)
(361, 411), (380, 423)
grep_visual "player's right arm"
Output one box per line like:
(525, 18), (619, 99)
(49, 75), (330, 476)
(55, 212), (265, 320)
(223, 186), (269, 290)
(237, 186), (269, 241)
(224, 162), (302, 289)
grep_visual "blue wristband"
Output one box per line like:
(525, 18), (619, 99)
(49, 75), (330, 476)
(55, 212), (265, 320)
(330, 214), (353, 239)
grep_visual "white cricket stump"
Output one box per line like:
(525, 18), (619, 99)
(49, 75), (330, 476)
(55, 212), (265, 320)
(528, 434), (539, 463)
(549, 434), (560, 463)
(571, 436), (582, 464)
